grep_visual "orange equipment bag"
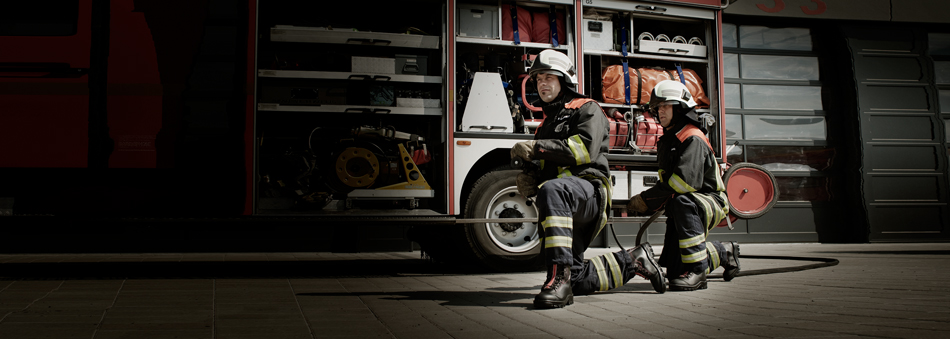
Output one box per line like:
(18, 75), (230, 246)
(601, 65), (710, 107)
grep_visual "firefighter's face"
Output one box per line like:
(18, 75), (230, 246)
(656, 102), (674, 128)
(535, 73), (561, 103)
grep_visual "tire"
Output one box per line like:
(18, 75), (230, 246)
(462, 169), (543, 272)
(722, 162), (778, 219)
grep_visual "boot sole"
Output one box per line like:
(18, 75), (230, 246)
(533, 295), (574, 309)
(724, 242), (740, 282)
(669, 280), (707, 291)
(638, 244), (667, 294)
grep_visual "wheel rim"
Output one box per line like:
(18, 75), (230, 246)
(483, 186), (540, 253)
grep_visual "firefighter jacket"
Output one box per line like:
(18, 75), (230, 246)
(640, 121), (730, 229)
(532, 94), (613, 236)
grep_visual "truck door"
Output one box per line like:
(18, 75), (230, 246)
(0, 1), (93, 168)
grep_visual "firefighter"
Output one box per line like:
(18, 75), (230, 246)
(627, 80), (741, 291)
(511, 50), (666, 309)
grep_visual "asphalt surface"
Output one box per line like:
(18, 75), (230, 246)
(1, 242), (948, 338)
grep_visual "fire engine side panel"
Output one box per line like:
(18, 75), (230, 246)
(0, 1), (94, 168)
(452, 138), (521, 213)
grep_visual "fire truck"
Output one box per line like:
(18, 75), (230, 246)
(0, 0), (774, 270)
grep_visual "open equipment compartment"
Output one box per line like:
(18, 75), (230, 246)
(254, 0), (446, 215)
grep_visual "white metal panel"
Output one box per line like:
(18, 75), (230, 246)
(460, 72), (515, 132)
(610, 170), (629, 200)
(452, 137), (523, 213)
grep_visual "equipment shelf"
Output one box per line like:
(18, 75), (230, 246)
(258, 70), (442, 84)
(270, 25), (439, 49)
(257, 103), (441, 116)
(456, 36), (571, 50)
(584, 49), (708, 63)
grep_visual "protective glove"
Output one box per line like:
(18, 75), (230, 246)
(627, 194), (648, 213)
(516, 172), (538, 198)
(510, 140), (538, 162)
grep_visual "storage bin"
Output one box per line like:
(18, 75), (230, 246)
(458, 4), (499, 39)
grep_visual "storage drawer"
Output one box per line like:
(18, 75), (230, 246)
(352, 56), (395, 74)
(458, 4), (499, 39)
(395, 54), (427, 75)
(629, 170), (659, 198)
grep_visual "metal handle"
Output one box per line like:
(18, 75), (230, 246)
(345, 38), (391, 46)
(634, 5), (667, 12)
(658, 48), (690, 53)
(469, 125), (509, 130)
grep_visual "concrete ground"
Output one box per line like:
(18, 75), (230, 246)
(0, 242), (948, 338)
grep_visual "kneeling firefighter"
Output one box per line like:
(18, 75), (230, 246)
(627, 80), (741, 291)
(510, 50), (666, 309)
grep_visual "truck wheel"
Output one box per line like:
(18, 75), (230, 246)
(463, 169), (542, 271)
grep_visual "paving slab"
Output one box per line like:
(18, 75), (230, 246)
(0, 243), (948, 338)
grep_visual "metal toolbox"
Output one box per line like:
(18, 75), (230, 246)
(457, 4), (499, 39)
(583, 19), (614, 51)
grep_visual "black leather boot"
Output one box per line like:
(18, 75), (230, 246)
(722, 241), (740, 281)
(669, 269), (707, 291)
(534, 264), (573, 309)
(626, 243), (666, 293)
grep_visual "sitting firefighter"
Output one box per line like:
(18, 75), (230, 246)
(510, 49), (666, 309)
(627, 80), (741, 291)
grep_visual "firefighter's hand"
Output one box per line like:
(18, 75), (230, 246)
(511, 140), (537, 162)
(516, 173), (538, 198)
(627, 194), (648, 213)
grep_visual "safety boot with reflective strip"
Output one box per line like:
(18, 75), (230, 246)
(534, 264), (573, 309)
(721, 241), (740, 281)
(626, 243), (666, 293)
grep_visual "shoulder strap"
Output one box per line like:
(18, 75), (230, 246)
(675, 124), (713, 151)
(564, 98), (595, 109)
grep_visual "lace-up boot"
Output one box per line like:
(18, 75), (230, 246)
(534, 264), (573, 308)
(626, 243), (666, 293)
(722, 241), (740, 281)
(669, 268), (707, 291)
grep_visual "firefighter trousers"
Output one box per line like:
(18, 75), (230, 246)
(657, 194), (730, 275)
(535, 176), (642, 295)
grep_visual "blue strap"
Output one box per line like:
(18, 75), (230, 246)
(621, 26), (629, 57)
(675, 63), (686, 85)
(621, 27), (630, 104)
(549, 5), (559, 47)
(510, 4), (520, 45)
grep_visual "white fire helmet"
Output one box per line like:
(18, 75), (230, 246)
(649, 80), (698, 110)
(528, 49), (578, 85)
